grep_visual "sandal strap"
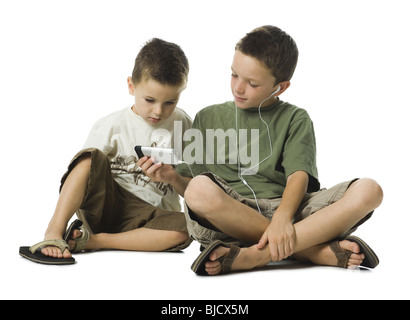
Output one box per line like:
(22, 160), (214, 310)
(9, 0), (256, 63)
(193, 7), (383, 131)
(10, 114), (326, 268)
(29, 239), (69, 254)
(71, 226), (90, 253)
(220, 245), (240, 274)
(330, 241), (353, 268)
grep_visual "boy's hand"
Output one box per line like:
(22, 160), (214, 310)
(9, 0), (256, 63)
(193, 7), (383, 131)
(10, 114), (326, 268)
(257, 171), (307, 261)
(257, 215), (296, 261)
(137, 156), (176, 184)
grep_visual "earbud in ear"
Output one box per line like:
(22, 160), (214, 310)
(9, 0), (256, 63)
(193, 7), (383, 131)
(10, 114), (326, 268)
(269, 86), (281, 97)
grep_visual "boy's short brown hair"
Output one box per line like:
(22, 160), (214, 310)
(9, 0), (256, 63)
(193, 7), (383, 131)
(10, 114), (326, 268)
(131, 38), (189, 86)
(235, 25), (298, 85)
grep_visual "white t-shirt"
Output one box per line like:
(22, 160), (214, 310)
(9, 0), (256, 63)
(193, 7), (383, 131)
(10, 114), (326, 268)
(83, 106), (192, 211)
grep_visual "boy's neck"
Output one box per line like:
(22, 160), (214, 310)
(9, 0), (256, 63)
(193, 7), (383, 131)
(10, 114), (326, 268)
(131, 105), (138, 115)
(260, 96), (278, 107)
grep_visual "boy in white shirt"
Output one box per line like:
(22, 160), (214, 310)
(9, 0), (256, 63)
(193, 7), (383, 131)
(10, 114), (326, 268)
(20, 38), (192, 265)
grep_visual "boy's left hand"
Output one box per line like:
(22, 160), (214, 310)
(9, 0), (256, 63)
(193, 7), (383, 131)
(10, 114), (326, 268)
(137, 156), (176, 184)
(257, 215), (296, 262)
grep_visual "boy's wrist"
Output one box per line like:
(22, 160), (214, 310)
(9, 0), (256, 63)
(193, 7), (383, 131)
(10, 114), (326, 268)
(271, 208), (294, 223)
(167, 171), (191, 196)
(166, 169), (179, 185)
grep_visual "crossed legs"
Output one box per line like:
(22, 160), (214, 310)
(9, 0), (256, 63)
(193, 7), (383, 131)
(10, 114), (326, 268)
(184, 175), (383, 275)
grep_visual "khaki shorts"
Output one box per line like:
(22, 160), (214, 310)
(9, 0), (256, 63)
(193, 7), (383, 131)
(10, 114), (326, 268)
(184, 172), (373, 247)
(60, 148), (191, 251)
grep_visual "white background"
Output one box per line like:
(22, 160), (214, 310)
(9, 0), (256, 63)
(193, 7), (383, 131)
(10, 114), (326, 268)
(1, 0), (409, 300)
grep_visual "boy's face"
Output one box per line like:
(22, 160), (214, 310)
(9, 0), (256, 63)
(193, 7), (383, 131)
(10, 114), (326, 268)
(231, 50), (281, 109)
(128, 77), (185, 126)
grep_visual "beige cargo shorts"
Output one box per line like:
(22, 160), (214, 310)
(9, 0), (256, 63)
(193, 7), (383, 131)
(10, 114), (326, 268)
(184, 172), (373, 247)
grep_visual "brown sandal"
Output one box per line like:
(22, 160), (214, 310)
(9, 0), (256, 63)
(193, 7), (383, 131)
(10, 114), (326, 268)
(330, 236), (379, 269)
(191, 240), (240, 275)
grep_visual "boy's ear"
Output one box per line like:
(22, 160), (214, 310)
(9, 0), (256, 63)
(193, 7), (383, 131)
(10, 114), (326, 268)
(276, 81), (291, 96)
(127, 77), (135, 95)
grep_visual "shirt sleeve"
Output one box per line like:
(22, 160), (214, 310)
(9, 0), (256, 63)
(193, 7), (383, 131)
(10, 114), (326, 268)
(281, 116), (320, 192)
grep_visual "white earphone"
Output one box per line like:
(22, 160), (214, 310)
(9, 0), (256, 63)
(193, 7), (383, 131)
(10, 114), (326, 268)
(268, 85), (281, 98)
(235, 85), (281, 213)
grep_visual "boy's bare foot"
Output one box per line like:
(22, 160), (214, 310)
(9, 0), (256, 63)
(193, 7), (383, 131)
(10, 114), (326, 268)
(67, 229), (93, 251)
(204, 245), (268, 276)
(41, 232), (72, 259)
(41, 229), (86, 259)
(204, 239), (365, 275)
(294, 239), (365, 268)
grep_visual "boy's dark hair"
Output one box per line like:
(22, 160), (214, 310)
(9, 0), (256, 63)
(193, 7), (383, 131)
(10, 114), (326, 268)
(132, 38), (189, 86)
(235, 25), (298, 84)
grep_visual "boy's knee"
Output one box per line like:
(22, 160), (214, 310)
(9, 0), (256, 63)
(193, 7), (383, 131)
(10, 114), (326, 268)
(179, 231), (190, 244)
(184, 175), (224, 214)
(171, 230), (189, 244)
(71, 154), (92, 174)
(74, 148), (106, 169)
(184, 175), (213, 205)
(77, 154), (92, 167)
(351, 178), (383, 210)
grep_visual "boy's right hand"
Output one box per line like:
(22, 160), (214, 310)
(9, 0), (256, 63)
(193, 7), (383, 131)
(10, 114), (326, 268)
(257, 214), (295, 262)
(137, 156), (177, 184)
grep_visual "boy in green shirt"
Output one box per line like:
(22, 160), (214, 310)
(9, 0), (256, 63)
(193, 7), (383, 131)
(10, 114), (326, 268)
(140, 26), (383, 275)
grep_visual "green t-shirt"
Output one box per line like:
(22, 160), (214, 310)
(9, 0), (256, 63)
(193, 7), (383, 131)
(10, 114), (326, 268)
(178, 99), (320, 199)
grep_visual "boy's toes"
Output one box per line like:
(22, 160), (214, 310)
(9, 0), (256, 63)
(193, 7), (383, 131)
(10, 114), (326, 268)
(339, 240), (361, 254)
(62, 248), (72, 259)
(41, 246), (70, 258)
(68, 239), (76, 251)
(67, 229), (82, 250)
(339, 240), (365, 267)
(205, 260), (222, 275)
(40, 247), (49, 257)
(41, 245), (72, 259)
(72, 229), (82, 239)
(41, 246), (56, 257)
(209, 246), (230, 261)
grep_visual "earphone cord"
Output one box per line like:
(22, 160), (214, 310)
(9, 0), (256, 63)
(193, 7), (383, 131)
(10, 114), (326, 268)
(240, 95), (274, 176)
(178, 160), (195, 178)
(236, 94), (275, 214)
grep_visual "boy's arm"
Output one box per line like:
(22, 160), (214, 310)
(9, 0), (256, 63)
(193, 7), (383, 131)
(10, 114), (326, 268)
(257, 170), (308, 261)
(137, 157), (191, 196)
(168, 169), (192, 197)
